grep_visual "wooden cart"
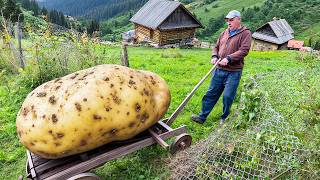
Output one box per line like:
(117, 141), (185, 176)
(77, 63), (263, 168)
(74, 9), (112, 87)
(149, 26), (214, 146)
(24, 120), (191, 180)
(23, 63), (219, 180)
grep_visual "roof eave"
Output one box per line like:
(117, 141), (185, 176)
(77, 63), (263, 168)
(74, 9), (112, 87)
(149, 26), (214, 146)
(179, 4), (204, 28)
(131, 21), (157, 30)
(159, 25), (202, 31)
(130, 1), (203, 30)
(154, 3), (181, 29)
(252, 33), (281, 45)
(157, 4), (203, 29)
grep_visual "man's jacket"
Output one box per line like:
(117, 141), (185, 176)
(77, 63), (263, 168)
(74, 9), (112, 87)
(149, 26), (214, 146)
(212, 26), (252, 71)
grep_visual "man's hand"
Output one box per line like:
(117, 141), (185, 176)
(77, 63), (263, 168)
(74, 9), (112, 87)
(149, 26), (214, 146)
(218, 58), (229, 66)
(211, 57), (218, 65)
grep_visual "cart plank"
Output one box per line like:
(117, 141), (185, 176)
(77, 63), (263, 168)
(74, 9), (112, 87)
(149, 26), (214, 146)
(43, 126), (187, 180)
(35, 156), (78, 175)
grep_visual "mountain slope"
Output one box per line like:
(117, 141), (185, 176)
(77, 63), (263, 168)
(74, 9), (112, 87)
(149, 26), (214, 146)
(38, 0), (320, 46)
(100, 0), (265, 41)
(192, 0), (265, 25)
(37, 0), (147, 21)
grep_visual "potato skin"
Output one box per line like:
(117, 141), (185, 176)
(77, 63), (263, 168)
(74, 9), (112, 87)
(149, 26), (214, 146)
(16, 65), (170, 159)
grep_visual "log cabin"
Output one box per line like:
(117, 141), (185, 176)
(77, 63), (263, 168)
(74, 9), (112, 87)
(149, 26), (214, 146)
(251, 19), (294, 51)
(130, 0), (203, 46)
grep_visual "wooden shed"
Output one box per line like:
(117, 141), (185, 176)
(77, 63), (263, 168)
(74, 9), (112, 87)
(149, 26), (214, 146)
(251, 19), (294, 51)
(130, 0), (203, 46)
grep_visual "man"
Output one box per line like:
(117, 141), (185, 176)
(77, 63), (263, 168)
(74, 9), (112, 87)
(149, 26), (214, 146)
(191, 10), (252, 124)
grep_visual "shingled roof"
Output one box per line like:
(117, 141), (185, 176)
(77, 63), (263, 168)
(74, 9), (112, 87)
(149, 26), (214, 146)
(252, 19), (294, 44)
(130, 0), (203, 30)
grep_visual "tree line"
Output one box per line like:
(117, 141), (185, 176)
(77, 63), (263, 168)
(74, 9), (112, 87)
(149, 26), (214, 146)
(0, 0), (70, 28)
(0, 0), (24, 23)
(0, 0), (101, 36)
(196, 0), (320, 49)
(22, 0), (101, 36)
(39, 0), (147, 21)
(19, 0), (69, 28)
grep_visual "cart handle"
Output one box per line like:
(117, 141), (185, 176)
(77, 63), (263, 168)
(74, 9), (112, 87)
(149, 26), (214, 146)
(165, 59), (221, 126)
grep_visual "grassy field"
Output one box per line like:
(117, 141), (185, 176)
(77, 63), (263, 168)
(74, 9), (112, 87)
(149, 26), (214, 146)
(0, 45), (319, 179)
(296, 22), (320, 42)
(193, 0), (265, 25)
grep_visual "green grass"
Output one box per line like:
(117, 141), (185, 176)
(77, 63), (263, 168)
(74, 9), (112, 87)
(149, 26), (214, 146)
(0, 46), (319, 179)
(193, 0), (265, 25)
(101, 13), (134, 41)
(91, 48), (320, 178)
(296, 22), (320, 41)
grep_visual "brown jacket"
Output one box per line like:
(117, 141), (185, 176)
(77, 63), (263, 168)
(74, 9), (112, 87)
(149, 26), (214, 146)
(212, 26), (252, 71)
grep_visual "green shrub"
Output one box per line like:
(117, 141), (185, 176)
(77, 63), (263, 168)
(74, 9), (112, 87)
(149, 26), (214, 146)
(232, 75), (266, 129)
(161, 48), (183, 58)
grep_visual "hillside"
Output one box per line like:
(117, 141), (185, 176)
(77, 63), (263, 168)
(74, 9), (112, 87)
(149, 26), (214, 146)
(191, 0), (265, 25)
(100, 0), (320, 46)
(34, 0), (320, 46)
(190, 0), (320, 43)
(37, 0), (147, 21)
(99, 0), (264, 41)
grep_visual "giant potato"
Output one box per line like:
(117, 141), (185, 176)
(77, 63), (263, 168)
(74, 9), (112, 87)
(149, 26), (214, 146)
(16, 65), (170, 159)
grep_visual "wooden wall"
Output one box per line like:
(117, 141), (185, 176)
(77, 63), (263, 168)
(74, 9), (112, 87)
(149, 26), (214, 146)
(159, 28), (195, 45)
(251, 39), (279, 51)
(135, 24), (151, 42)
(154, 30), (161, 44)
(134, 24), (196, 45)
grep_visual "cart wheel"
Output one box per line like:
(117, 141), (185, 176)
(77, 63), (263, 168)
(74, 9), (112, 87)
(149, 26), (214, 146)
(170, 133), (192, 154)
(67, 173), (101, 180)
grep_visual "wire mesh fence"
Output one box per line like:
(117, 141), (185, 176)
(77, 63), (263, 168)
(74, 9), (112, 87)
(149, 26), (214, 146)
(169, 76), (319, 180)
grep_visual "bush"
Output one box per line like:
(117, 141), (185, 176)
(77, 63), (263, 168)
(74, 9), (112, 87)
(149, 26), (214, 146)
(313, 39), (320, 50)
(0, 48), (19, 74)
(17, 32), (120, 87)
(161, 48), (183, 58)
(232, 75), (266, 129)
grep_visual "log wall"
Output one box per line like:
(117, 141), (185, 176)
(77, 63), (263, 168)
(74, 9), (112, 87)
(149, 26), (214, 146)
(135, 24), (196, 45)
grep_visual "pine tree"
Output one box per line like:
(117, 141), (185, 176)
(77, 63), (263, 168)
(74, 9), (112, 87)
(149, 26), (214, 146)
(313, 40), (320, 50)
(41, 7), (48, 16)
(20, 0), (30, 10)
(49, 10), (59, 24)
(3, 0), (24, 23)
(30, 0), (40, 16)
(58, 11), (67, 27)
(0, 0), (4, 9)
(0, 0), (4, 31)
(36, 0), (148, 21)
(87, 20), (100, 35)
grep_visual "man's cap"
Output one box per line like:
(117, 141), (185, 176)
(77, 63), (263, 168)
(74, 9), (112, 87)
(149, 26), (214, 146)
(225, 10), (241, 19)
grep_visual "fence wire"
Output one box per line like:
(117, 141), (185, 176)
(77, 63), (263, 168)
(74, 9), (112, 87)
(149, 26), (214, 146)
(169, 80), (318, 180)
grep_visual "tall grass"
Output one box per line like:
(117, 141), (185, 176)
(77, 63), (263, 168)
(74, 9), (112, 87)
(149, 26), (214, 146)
(0, 31), (122, 178)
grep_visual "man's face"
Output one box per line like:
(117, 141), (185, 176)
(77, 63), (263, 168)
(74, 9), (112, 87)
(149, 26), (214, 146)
(226, 17), (241, 30)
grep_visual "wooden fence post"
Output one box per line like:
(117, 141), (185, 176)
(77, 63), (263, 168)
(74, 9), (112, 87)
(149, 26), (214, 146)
(17, 22), (25, 69)
(121, 42), (129, 67)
